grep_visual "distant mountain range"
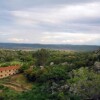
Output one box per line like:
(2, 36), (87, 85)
(0, 43), (99, 51)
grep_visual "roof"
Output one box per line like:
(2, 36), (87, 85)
(0, 66), (20, 71)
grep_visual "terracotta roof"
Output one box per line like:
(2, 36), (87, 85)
(0, 66), (20, 71)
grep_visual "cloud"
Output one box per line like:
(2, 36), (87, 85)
(41, 32), (100, 45)
(8, 38), (29, 43)
(0, 0), (100, 45)
(9, 2), (100, 34)
(0, 0), (100, 11)
(0, 29), (100, 45)
(11, 2), (100, 25)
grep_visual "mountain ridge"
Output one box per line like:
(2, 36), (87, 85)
(0, 43), (99, 51)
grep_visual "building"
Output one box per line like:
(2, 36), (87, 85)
(0, 66), (20, 79)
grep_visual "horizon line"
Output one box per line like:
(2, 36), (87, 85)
(0, 42), (100, 46)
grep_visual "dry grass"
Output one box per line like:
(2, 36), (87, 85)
(9, 74), (33, 89)
(0, 74), (33, 92)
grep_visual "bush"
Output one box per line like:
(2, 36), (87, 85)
(68, 67), (100, 100)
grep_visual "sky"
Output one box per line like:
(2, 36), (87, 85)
(0, 0), (100, 45)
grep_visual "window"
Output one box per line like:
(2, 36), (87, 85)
(0, 75), (3, 77)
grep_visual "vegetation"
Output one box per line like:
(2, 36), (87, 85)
(0, 49), (100, 100)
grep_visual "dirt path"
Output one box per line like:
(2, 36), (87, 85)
(2, 82), (30, 92)
(3, 84), (24, 92)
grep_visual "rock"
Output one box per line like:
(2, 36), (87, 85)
(94, 62), (100, 72)
(50, 62), (54, 66)
(61, 62), (68, 66)
(30, 66), (34, 69)
(0, 90), (3, 93)
(40, 66), (44, 70)
(52, 82), (58, 87)
(61, 84), (69, 90)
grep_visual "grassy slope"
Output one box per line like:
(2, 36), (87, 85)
(0, 74), (33, 92)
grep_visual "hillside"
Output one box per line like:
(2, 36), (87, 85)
(0, 43), (99, 51)
(0, 49), (100, 100)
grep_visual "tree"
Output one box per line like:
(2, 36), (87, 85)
(34, 49), (49, 66)
(68, 67), (100, 100)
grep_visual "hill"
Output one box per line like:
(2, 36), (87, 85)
(0, 43), (99, 51)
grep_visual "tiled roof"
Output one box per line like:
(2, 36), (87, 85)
(0, 66), (20, 71)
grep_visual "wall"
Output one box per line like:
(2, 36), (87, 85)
(0, 69), (19, 79)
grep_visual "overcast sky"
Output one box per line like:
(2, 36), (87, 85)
(0, 0), (100, 45)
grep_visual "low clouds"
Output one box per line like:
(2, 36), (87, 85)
(0, 0), (100, 45)
(8, 38), (29, 43)
(41, 32), (100, 45)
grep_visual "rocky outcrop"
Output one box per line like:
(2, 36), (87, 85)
(61, 62), (68, 66)
(94, 62), (100, 73)
(50, 62), (54, 66)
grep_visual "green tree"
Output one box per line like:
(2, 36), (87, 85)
(34, 49), (49, 66)
(68, 67), (100, 100)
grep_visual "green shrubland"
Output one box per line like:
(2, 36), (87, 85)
(0, 49), (100, 100)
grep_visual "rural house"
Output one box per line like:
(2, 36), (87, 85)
(0, 66), (20, 79)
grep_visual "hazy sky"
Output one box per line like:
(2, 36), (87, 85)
(0, 0), (100, 45)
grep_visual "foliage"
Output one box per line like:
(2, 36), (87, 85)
(68, 67), (100, 100)
(33, 49), (49, 66)
(0, 85), (20, 100)
(0, 49), (100, 100)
